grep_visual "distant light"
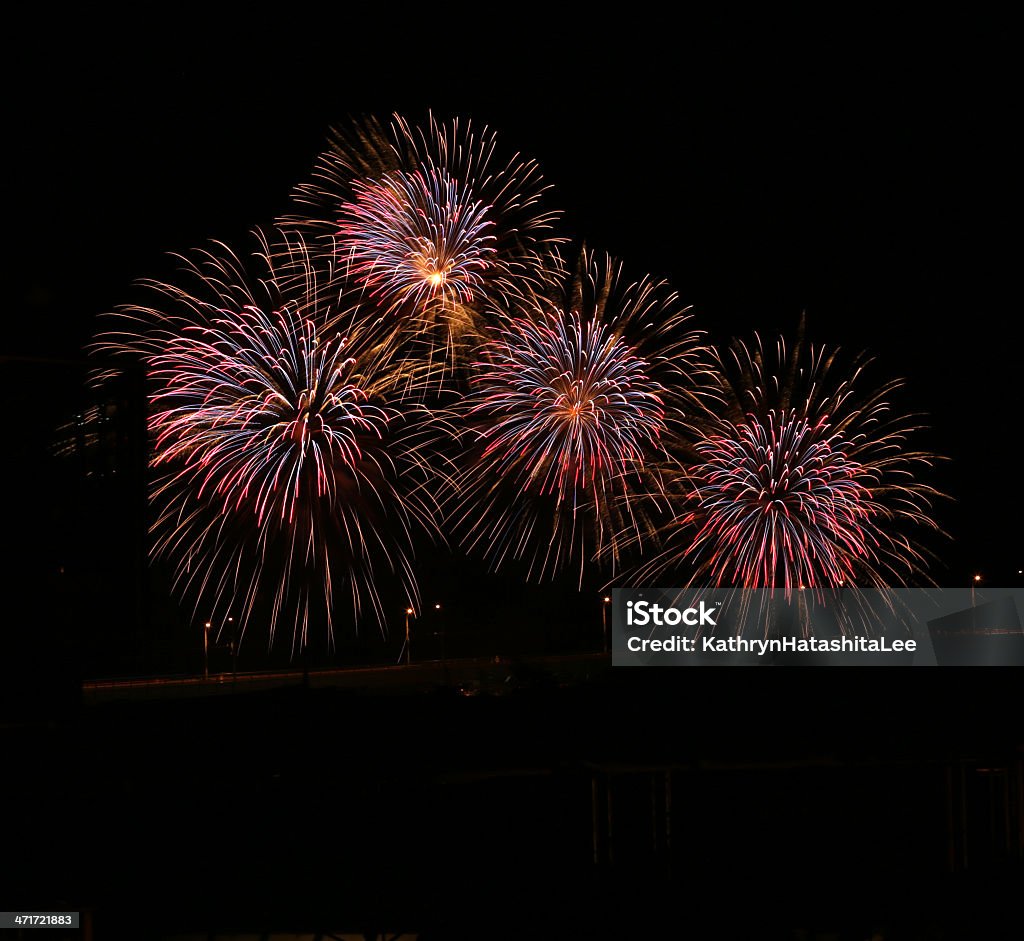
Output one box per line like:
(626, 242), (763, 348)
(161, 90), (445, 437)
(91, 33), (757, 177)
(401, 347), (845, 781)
(406, 607), (414, 615)
(603, 596), (611, 603)
(204, 621), (212, 629)
(973, 574), (982, 582)
(798, 584), (806, 591)
(434, 603), (442, 610)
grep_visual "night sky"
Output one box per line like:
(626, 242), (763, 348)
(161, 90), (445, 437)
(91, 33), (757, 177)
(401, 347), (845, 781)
(5, 11), (1021, 665)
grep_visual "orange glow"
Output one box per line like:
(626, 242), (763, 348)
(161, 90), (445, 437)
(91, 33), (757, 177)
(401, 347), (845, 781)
(426, 271), (444, 288)
(973, 574), (982, 582)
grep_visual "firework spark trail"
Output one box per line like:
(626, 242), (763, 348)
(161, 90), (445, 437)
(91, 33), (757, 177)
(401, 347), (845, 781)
(284, 112), (564, 370)
(684, 411), (878, 595)
(629, 326), (945, 618)
(448, 251), (714, 585)
(150, 309), (389, 528)
(95, 230), (444, 653)
(338, 168), (495, 313)
(471, 313), (667, 499)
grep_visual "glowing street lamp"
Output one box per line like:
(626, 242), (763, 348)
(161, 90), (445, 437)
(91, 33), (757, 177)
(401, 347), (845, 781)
(402, 607), (415, 665)
(434, 603), (445, 664)
(227, 616), (237, 677)
(203, 621), (212, 680)
(602, 596), (611, 653)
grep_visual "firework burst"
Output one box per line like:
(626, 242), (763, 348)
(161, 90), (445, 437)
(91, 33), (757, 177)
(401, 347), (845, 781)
(337, 165), (496, 334)
(631, 324), (945, 607)
(96, 230), (443, 653)
(448, 251), (714, 584)
(285, 112), (563, 366)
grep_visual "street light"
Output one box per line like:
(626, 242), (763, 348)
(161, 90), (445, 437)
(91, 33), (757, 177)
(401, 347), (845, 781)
(227, 616), (237, 678)
(203, 621), (212, 680)
(602, 596), (611, 653)
(434, 603), (445, 667)
(401, 607), (415, 665)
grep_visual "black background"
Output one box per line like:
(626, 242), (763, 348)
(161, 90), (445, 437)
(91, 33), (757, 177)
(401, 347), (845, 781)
(3, 10), (1021, 938)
